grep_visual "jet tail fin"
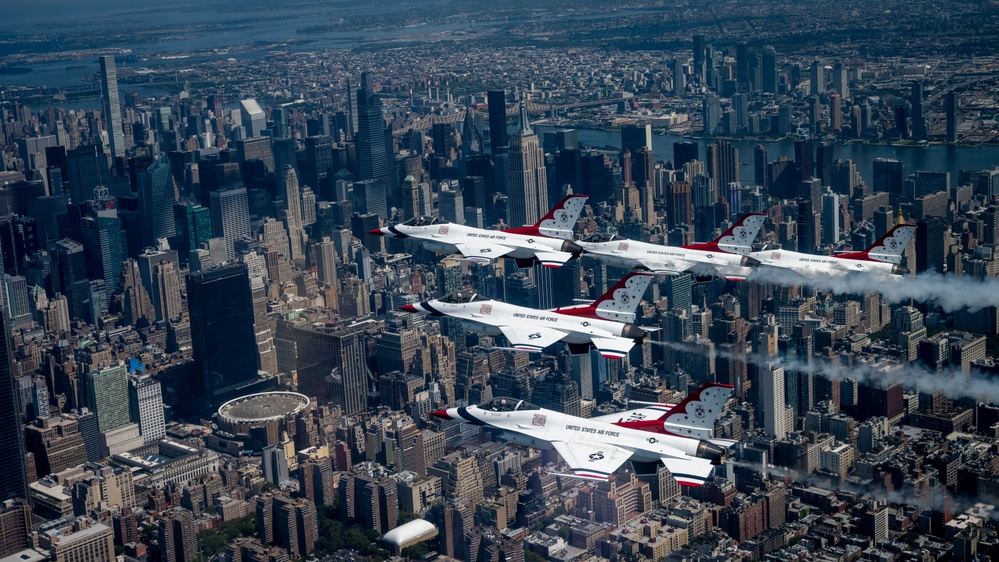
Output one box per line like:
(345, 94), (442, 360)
(683, 213), (766, 256)
(504, 194), (588, 239)
(835, 223), (916, 265)
(554, 272), (653, 323)
(657, 382), (734, 441)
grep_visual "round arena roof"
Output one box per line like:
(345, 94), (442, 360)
(381, 519), (437, 546)
(217, 392), (310, 424)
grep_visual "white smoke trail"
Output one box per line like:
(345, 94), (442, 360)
(729, 461), (999, 519)
(743, 268), (999, 313)
(658, 340), (999, 404)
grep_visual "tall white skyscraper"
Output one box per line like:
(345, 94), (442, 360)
(507, 98), (547, 227)
(100, 55), (125, 160)
(210, 187), (251, 263)
(759, 362), (789, 439)
(138, 154), (177, 247)
(129, 374), (165, 443)
(239, 99), (266, 138)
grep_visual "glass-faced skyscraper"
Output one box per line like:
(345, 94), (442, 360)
(0, 308), (27, 501)
(138, 154), (177, 248)
(355, 72), (390, 221)
(187, 263), (259, 411)
(100, 55), (125, 160)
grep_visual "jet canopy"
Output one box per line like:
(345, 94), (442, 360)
(584, 232), (624, 243)
(478, 397), (541, 412)
(401, 216), (447, 227)
(439, 291), (489, 304)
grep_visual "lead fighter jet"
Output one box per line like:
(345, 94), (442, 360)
(430, 382), (735, 486)
(371, 194), (588, 268)
(400, 272), (654, 359)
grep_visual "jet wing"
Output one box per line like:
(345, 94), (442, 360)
(498, 324), (566, 353)
(452, 242), (515, 263)
(550, 440), (634, 481)
(534, 250), (575, 269)
(636, 257), (696, 276)
(590, 335), (635, 359)
(660, 455), (717, 487)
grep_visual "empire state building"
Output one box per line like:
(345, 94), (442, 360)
(507, 98), (548, 227)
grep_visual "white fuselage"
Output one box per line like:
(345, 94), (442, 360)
(450, 405), (703, 462)
(577, 239), (752, 277)
(750, 249), (897, 277)
(394, 223), (568, 259)
(429, 299), (634, 345)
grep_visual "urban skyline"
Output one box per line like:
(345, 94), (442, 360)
(2, 1), (999, 561)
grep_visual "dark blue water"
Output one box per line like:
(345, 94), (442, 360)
(537, 126), (999, 189)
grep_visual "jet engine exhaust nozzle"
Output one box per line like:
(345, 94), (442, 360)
(696, 441), (727, 466)
(561, 239), (584, 257)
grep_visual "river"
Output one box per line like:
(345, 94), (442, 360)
(536, 126), (999, 189)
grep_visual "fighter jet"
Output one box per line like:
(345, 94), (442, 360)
(576, 213), (767, 280)
(429, 382), (735, 486)
(749, 223), (916, 278)
(399, 272), (654, 359)
(370, 194), (587, 268)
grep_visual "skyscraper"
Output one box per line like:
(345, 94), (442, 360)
(707, 140), (739, 193)
(158, 508), (197, 562)
(138, 154), (177, 248)
(760, 362), (789, 439)
(187, 263), (259, 411)
(129, 374), (165, 443)
(506, 99), (548, 228)
(81, 209), (126, 295)
(292, 323), (367, 415)
(809, 60), (825, 94)
(66, 144), (104, 203)
(85, 364), (130, 432)
(946, 91), (958, 143)
(54, 238), (90, 320)
(99, 56), (125, 161)
(673, 142), (699, 170)
(282, 166), (306, 260)
(621, 124), (652, 154)
(487, 90), (508, 156)
(315, 237), (339, 287)
(356, 73), (390, 221)
(239, 99), (266, 138)
(822, 190), (840, 245)
(0, 308), (27, 501)
(761, 46), (778, 94)
(735, 41), (751, 91)
(210, 187), (251, 262)
(873, 158), (905, 204)
(702, 95), (721, 134)
(911, 82), (927, 141)
(151, 260), (183, 322)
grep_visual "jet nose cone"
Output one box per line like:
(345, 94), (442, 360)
(429, 409), (452, 420)
(369, 228), (385, 236)
(741, 255), (762, 267)
(399, 304), (419, 313)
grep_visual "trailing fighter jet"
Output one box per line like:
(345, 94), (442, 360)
(399, 272), (654, 359)
(576, 213), (767, 280)
(370, 194), (588, 268)
(749, 223), (916, 278)
(429, 382), (735, 486)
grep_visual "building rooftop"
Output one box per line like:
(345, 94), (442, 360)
(381, 519), (437, 545)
